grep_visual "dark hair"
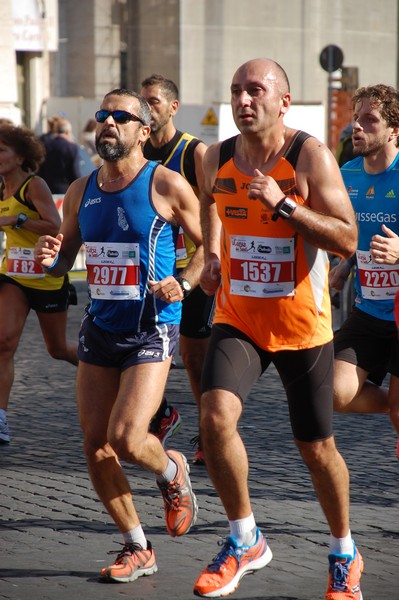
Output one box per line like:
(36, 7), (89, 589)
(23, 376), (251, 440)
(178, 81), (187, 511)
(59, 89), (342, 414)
(141, 74), (179, 102)
(0, 124), (45, 172)
(352, 84), (399, 127)
(103, 88), (152, 126)
(47, 115), (62, 133)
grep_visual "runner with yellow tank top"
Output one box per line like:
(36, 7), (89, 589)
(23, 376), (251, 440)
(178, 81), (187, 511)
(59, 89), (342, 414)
(0, 124), (78, 444)
(141, 75), (212, 464)
(1, 176), (66, 290)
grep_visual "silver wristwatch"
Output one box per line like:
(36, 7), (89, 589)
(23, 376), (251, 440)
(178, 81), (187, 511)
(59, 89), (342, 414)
(277, 197), (297, 219)
(176, 277), (192, 299)
(15, 213), (28, 229)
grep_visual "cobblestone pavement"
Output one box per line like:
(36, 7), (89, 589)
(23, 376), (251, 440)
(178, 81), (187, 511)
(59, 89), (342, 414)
(1, 282), (398, 600)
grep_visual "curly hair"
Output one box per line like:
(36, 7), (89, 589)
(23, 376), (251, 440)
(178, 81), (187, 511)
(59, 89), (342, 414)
(352, 84), (399, 128)
(0, 124), (46, 172)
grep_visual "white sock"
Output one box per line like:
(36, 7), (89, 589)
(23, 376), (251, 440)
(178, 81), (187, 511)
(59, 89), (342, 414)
(329, 531), (354, 557)
(123, 525), (147, 549)
(229, 513), (257, 546)
(156, 457), (177, 484)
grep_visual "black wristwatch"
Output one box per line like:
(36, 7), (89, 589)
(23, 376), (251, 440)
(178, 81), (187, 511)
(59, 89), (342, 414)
(176, 276), (192, 299)
(15, 213), (28, 229)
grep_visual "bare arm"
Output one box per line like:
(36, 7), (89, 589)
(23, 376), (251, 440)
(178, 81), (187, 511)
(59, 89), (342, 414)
(193, 141), (207, 192)
(199, 144), (222, 296)
(248, 136), (358, 259)
(149, 166), (204, 301)
(34, 177), (87, 276)
(329, 258), (354, 291)
(0, 176), (61, 235)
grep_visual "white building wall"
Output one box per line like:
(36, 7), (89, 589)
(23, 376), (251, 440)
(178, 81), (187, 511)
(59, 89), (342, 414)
(179, 0), (397, 108)
(0, 0), (20, 122)
(1, 0), (398, 134)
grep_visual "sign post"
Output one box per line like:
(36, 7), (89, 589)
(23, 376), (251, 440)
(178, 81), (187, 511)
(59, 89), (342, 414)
(320, 45), (344, 149)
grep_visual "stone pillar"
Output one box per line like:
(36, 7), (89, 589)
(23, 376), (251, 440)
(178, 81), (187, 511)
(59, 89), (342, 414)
(0, 0), (20, 123)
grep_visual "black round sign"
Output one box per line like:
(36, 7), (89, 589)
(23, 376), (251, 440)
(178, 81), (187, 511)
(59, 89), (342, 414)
(319, 45), (344, 72)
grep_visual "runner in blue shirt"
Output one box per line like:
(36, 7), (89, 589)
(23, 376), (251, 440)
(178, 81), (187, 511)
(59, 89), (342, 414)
(35, 89), (203, 585)
(330, 84), (399, 458)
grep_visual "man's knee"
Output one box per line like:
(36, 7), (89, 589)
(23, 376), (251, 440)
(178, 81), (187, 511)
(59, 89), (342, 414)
(181, 349), (205, 379)
(200, 389), (240, 440)
(180, 338), (208, 378)
(296, 436), (337, 470)
(46, 340), (69, 361)
(333, 360), (359, 411)
(333, 387), (353, 411)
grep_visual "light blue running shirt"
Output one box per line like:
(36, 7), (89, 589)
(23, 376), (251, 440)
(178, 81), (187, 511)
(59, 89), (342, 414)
(341, 154), (399, 321)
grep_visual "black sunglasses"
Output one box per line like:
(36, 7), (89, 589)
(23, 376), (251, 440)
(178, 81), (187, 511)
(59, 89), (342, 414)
(95, 109), (145, 125)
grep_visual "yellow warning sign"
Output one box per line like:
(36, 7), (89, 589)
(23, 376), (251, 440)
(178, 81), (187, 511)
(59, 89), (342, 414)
(201, 107), (218, 126)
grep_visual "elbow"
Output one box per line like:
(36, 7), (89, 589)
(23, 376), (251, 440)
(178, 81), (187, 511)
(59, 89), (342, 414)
(340, 232), (358, 259)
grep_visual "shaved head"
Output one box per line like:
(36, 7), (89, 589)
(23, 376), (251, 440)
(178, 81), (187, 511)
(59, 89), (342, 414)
(233, 59), (290, 95)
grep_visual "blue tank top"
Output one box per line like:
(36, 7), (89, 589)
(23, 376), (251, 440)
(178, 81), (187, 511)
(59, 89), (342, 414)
(79, 161), (181, 332)
(341, 154), (399, 320)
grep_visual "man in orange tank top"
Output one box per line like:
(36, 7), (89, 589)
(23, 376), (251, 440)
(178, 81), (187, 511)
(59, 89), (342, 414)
(193, 59), (362, 600)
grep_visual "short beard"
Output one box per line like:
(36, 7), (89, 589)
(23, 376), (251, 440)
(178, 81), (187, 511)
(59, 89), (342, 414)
(353, 147), (368, 157)
(353, 137), (386, 158)
(96, 140), (130, 162)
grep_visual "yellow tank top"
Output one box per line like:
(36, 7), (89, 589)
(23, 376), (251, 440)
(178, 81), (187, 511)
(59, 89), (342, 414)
(213, 132), (332, 351)
(162, 132), (199, 269)
(0, 176), (64, 290)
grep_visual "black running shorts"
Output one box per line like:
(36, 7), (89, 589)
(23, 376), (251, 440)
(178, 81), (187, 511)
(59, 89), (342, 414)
(201, 323), (334, 442)
(180, 284), (214, 339)
(334, 307), (399, 385)
(0, 274), (72, 313)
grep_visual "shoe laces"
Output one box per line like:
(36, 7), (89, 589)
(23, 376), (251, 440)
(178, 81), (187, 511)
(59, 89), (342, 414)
(159, 480), (181, 510)
(107, 542), (143, 564)
(329, 557), (350, 592)
(190, 434), (200, 447)
(207, 537), (236, 573)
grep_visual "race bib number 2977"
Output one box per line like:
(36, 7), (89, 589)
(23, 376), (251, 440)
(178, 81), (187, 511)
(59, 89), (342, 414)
(85, 241), (140, 300)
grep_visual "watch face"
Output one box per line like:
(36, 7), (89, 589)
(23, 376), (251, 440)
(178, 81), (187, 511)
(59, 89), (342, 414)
(280, 206), (293, 217)
(16, 213), (28, 228)
(178, 277), (191, 297)
(279, 199), (296, 218)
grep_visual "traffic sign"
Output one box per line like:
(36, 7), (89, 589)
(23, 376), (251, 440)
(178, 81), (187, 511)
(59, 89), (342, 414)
(320, 45), (344, 72)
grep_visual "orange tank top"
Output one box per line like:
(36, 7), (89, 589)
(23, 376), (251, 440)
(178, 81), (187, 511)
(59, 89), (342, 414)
(213, 131), (332, 351)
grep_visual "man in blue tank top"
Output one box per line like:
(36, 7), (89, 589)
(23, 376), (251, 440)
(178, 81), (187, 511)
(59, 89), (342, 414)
(35, 89), (203, 584)
(330, 84), (399, 458)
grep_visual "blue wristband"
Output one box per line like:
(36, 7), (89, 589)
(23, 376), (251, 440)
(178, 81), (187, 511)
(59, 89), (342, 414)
(43, 253), (59, 272)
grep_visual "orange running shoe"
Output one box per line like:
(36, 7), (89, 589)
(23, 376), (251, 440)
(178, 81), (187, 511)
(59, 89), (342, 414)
(326, 544), (364, 600)
(157, 450), (198, 537)
(193, 528), (272, 597)
(99, 541), (157, 583)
